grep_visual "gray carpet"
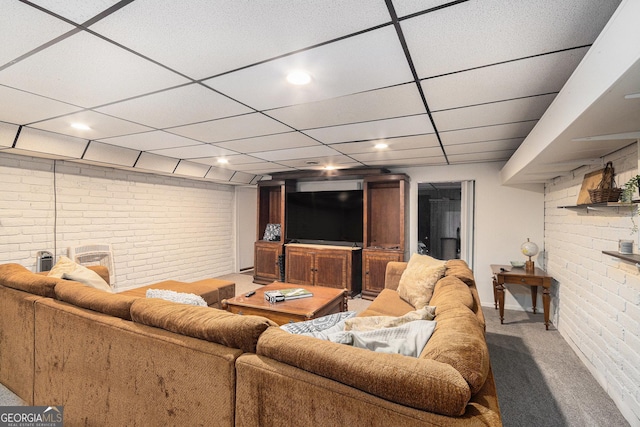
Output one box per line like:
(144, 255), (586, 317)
(485, 307), (629, 426)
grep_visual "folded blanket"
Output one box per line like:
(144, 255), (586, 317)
(146, 289), (207, 307)
(326, 320), (437, 357)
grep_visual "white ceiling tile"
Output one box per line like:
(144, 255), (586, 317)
(423, 48), (589, 111)
(0, 32), (188, 107)
(0, 86), (83, 125)
(432, 94), (555, 132)
(192, 154), (263, 167)
(401, 0), (621, 77)
(174, 161), (210, 178)
(205, 167), (235, 181)
(252, 145), (340, 162)
(135, 152), (178, 173)
(215, 132), (320, 153)
(149, 144), (235, 159)
(204, 26), (413, 110)
(29, 1), (121, 24)
(391, 1), (453, 18)
(97, 131), (198, 151)
(16, 127), (87, 158)
(95, 84), (253, 128)
(230, 171), (257, 184)
(440, 121), (537, 145)
(331, 134), (440, 154)
(352, 146), (443, 162)
(0, 2), (74, 66)
(0, 122), (19, 148)
(277, 156), (361, 169)
(364, 157), (447, 167)
(168, 113), (292, 143)
(445, 138), (523, 155)
(266, 83), (425, 130)
(219, 162), (292, 173)
(90, 0), (391, 79)
(448, 150), (514, 164)
(305, 115), (434, 144)
(83, 141), (139, 167)
(32, 110), (152, 139)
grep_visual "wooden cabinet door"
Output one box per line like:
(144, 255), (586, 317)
(362, 250), (403, 300)
(254, 242), (282, 284)
(314, 250), (349, 289)
(285, 248), (315, 285)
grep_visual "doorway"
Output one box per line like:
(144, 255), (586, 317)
(417, 181), (474, 266)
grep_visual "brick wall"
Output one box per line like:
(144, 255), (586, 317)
(545, 143), (640, 424)
(0, 152), (235, 289)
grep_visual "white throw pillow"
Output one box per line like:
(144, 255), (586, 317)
(146, 289), (207, 306)
(48, 256), (113, 293)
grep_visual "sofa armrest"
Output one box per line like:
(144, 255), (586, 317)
(384, 262), (407, 291)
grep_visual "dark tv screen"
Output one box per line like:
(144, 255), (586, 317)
(286, 190), (363, 244)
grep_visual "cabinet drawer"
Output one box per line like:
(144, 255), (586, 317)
(502, 275), (544, 286)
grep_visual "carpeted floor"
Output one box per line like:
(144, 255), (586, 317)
(0, 273), (630, 426)
(484, 307), (629, 426)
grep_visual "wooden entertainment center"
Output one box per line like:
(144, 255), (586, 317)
(254, 169), (409, 300)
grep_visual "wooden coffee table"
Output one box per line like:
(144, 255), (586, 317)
(221, 282), (347, 325)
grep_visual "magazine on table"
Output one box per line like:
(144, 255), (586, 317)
(264, 288), (313, 303)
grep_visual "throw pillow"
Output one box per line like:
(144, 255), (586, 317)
(146, 289), (207, 307)
(344, 306), (436, 331)
(48, 256), (112, 293)
(397, 254), (446, 309)
(280, 311), (357, 334)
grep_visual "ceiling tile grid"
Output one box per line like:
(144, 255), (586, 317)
(0, 0), (626, 184)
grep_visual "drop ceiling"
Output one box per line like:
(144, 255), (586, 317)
(1, 0), (637, 186)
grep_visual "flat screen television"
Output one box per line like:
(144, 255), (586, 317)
(286, 190), (363, 244)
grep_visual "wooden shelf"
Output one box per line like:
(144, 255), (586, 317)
(558, 202), (636, 212)
(602, 251), (640, 263)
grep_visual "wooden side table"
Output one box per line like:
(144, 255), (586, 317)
(490, 264), (553, 330)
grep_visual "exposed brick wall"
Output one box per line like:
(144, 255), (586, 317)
(0, 152), (235, 289)
(545, 143), (640, 424)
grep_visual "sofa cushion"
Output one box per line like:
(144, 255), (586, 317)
(48, 256), (112, 293)
(345, 306), (436, 331)
(397, 254), (446, 309)
(429, 276), (474, 311)
(54, 280), (138, 320)
(257, 327), (471, 416)
(445, 259), (476, 287)
(359, 288), (414, 317)
(130, 298), (277, 353)
(0, 263), (59, 298)
(421, 305), (490, 395)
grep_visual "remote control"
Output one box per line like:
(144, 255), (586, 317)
(245, 291), (256, 297)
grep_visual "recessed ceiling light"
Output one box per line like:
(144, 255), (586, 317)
(305, 160), (319, 165)
(374, 143), (388, 149)
(217, 158), (229, 164)
(71, 123), (91, 130)
(286, 70), (312, 85)
(324, 165), (336, 170)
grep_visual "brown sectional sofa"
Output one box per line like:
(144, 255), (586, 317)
(0, 260), (501, 426)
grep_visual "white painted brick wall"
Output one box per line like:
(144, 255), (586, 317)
(545, 143), (640, 425)
(0, 152), (236, 289)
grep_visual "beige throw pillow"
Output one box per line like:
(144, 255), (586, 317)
(397, 254), (446, 309)
(49, 256), (113, 293)
(344, 306), (437, 331)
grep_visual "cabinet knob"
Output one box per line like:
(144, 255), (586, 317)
(521, 278), (525, 282)
(365, 271), (369, 275)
